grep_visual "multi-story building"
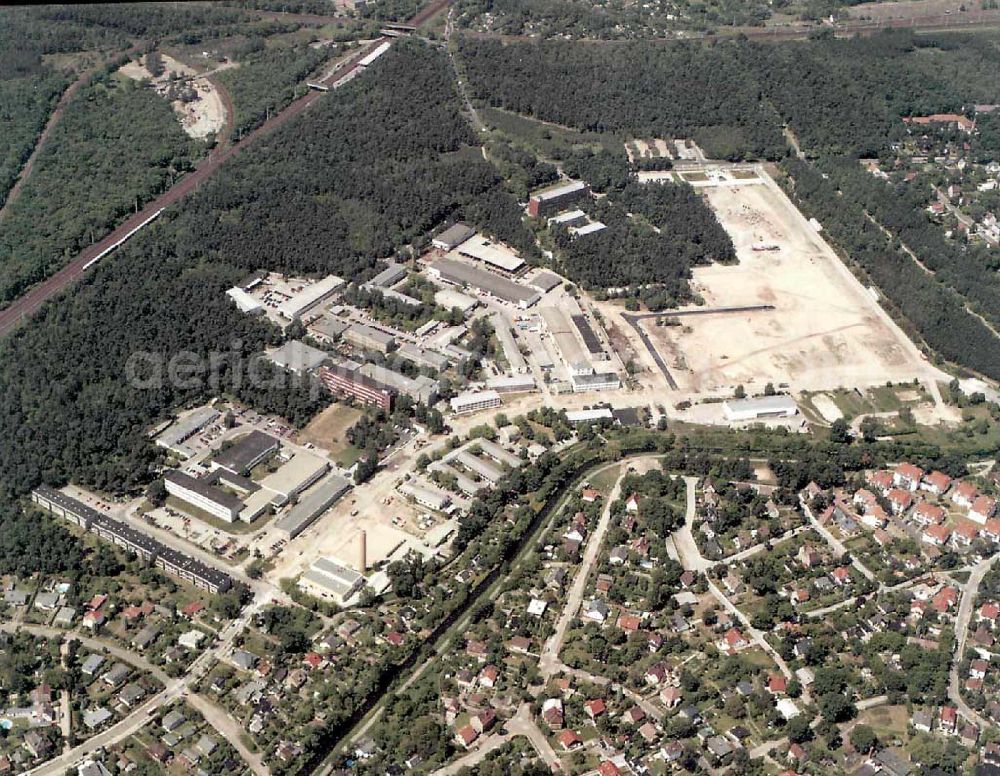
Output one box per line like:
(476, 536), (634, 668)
(450, 389), (501, 415)
(163, 470), (243, 522)
(318, 364), (395, 411)
(527, 181), (590, 218)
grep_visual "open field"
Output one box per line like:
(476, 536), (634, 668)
(643, 172), (933, 395)
(293, 402), (365, 466)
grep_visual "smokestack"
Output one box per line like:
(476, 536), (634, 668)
(357, 530), (367, 573)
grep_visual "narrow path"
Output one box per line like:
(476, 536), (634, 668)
(799, 494), (876, 583)
(948, 553), (998, 730)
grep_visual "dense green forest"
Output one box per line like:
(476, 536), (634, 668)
(780, 158), (1000, 381)
(0, 41), (515, 509)
(216, 41), (330, 139)
(0, 71), (68, 207)
(457, 32), (1000, 159)
(0, 74), (201, 305)
(553, 180), (734, 301)
(456, 36), (786, 161)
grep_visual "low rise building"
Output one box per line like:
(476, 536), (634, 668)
(450, 389), (501, 415)
(723, 395), (799, 422)
(266, 340), (329, 374)
(343, 323), (396, 354)
(273, 474), (352, 540)
(399, 479), (452, 511)
(299, 557), (365, 604)
(211, 430), (280, 476)
(164, 471), (243, 522)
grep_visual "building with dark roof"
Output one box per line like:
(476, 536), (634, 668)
(211, 430), (279, 476)
(31, 487), (232, 593)
(164, 471), (243, 522)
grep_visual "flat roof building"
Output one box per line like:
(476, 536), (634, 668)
(369, 262), (408, 289)
(570, 221), (607, 237)
(155, 407), (220, 460)
(32, 487), (232, 593)
(455, 234), (525, 274)
(399, 479), (452, 511)
(476, 439), (523, 469)
(541, 307), (591, 375)
(344, 323), (396, 354)
(358, 364), (438, 405)
(308, 315), (350, 343)
(396, 343), (449, 372)
(547, 210), (587, 228)
(434, 288), (478, 314)
(274, 473), (352, 540)
(277, 276), (344, 321)
(530, 271), (563, 293)
(528, 180), (590, 218)
(723, 395), (799, 422)
(571, 372), (621, 393)
(432, 222), (476, 252)
(164, 470), (243, 523)
(571, 314), (606, 358)
(226, 287), (263, 315)
(566, 408), (614, 423)
(299, 557), (364, 604)
(211, 430), (280, 476)
(266, 340), (329, 374)
(456, 450), (505, 484)
(492, 314), (528, 374)
(486, 374), (536, 393)
(430, 259), (540, 309)
(259, 452), (330, 503)
(428, 461), (484, 497)
(319, 365), (395, 412)
(450, 389), (501, 415)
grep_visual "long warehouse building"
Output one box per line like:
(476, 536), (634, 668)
(31, 487), (233, 593)
(429, 259), (540, 309)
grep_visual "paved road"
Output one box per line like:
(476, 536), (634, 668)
(0, 39), (384, 339)
(539, 465), (628, 678)
(668, 476), (712, 573)
(26, 588), (275, 775)
(799, 495), (876, 583)
(948, 553), (999, 730)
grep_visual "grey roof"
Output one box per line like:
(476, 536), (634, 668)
(273, 473), (351, 539)
(369, 262), (408, 289)
(530, 271), (563, 292)
(81, 654), (105, 675)
(231, 650), (258, 670)
(433, 222), (476, 249)
(83, 707), (112, 729)
(211, 430), (279, 474)
(162, 709), (186, 731)
(431, 258), (540, 307)
(164, 470), (244, 513)
(267, 340), (329, 374)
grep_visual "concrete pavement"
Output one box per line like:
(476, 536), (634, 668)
(948, 553), (999, 729)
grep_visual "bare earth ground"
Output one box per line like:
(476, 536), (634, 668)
(646, 173), (930, 395)
(811, 393), (844, 423)
(118, 53), (227, 140)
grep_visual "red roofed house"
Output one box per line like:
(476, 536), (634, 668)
(922, 471), (953, 496)
(454, 725), (478, 749)
(617, 614), (641, 633)
(923, 524), (952, 546)
(905, 114), (976, 133)
(181, 601), (204, 619)
(894, 463), (924, 491)
(768, 673), (787, 695)
(478, 664), (499, 689)
(558, 730), (582, 751)
(599, 762), (621, 776)
(933, 587), (959, 614)
(831, 567), (851, 587)
(952, 482), (979, 508)
(983, 519), (1000, 544)
(887, 488), (914, 515)
(720, 628), (749, 654)
(584, 699), (606, 719)
(970, 496), (998, 525)
(913, 501), (946, 526)
(952, 520), (980, 547)
(867, 470), (894, 494)
(940, 705), (958, 733)
(979, 602), (1000, 624)
(660, 686), (683, 708)
(581, 489), (601, 503)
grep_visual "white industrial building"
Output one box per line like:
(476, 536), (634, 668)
(259, 452), (331, 504)
(450, 389), (501, 415)
(571, 372), (621, 393)
(723, 395), (799, 422)
(273, 473), (352, 539)
(299, 556), (365, 604)
(432, 222), (476, 252)
(155, 407), (220, 459)
(492, 314), (528, 374)
(434, 288), (478, 314)
(266, 340), (329, 374)
(163, 471), (243, 522)
(226, 287), (263, 315)
(565, 408), (614, 423)
(277, 276), (344, 321)
(455, 234), (525, 274)
(486, 375), (536, 393)
(399, 479), (452, 511)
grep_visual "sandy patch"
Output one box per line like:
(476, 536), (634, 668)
(811, 393), (844, 423)
(645, 171), (929, 394)
(118, 53), (226, 140)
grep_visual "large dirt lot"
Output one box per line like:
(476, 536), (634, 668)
(645, 173), (931, 394)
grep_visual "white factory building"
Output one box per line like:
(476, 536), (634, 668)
(277, 276), (344, 321)
(722, 395), (799, 422)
